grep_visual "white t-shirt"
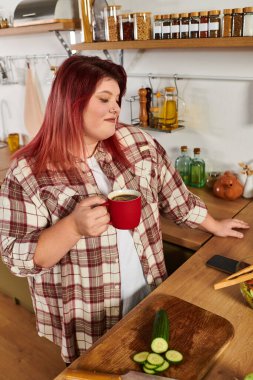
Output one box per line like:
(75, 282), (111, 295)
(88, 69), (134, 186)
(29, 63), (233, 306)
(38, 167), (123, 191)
(87, 157), (150, 315)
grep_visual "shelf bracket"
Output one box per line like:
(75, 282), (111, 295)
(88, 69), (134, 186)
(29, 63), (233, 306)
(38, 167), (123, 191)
(102, 49), (124, 66)
(54, 31), (73, 57)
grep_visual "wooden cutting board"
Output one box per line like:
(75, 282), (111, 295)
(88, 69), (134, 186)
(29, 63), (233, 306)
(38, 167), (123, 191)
(59, 294), (234, 380)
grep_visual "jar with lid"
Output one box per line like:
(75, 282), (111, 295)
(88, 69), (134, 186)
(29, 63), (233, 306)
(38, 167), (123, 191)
(189, 12), (199, 38)
(170, 13), (180, 39)
(180, 13), (189, 39)
(133, 12), (152, 40)
(223, 9), (232, 37)
(104, 5), (121, 41)
(153, 14), (162, 39)
(208, 10), (221, 38)
(161, 14), (171, 39)
(118, 13), (134, 41)
(243, 7), (253, 36)
(199, 11), (208, 38)
(232, 8), (243, 37)
(159, 87), (178, 130)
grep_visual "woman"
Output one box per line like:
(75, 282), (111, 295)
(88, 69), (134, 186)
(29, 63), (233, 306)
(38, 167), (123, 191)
(0, 55), (249, 364)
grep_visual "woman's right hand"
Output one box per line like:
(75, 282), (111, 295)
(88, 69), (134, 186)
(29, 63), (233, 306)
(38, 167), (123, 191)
(69, 196), (110, 237)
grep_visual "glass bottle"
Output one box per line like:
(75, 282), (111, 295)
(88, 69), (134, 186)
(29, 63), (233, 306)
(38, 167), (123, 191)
(180, 13), (189, 39)
(153, 14), (162, 40)
(175, 146), (191, 185)
(161, 14), (171, 39)
(104, 5), (121, 41)
(199, 11), (208, 38)
(171, 13), (180, 39)
(149, 107), (159, 128)
(190, 148), (206, 188)
(189, 12), (199, 38)
(133, 12), (152, 40)
(208, 10), (221, 38)
(232, 8), (243, 37)
(223, 9), (232, 37)
(159, 87), (178, 130)
(118, 13), (134, 41)
(243, 7), (253, 37)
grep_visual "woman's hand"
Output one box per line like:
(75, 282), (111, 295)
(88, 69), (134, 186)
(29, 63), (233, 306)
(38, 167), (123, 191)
(200, 214), (250, 238)
(69, 196), (110, 237)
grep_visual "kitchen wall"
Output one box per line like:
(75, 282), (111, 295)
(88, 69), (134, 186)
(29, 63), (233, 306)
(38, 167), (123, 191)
(0, 0), (253, 173)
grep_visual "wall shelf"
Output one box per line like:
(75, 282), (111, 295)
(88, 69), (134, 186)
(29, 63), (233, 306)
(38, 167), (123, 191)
(72, 37), (253, 51)
(0, 20), (80, 37)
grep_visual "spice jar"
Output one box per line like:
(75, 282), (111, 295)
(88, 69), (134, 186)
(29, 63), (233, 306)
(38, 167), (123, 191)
(153, 14), (162, 40)
(104, 5), (121, 41)
(180, 13), (189, 39)
(189, 12), (199, 38)
(199, 11), (208, 38)
(223, 9), (232, 37)
(208, 10), (221, 38)
(118, 13), (134, 41)
(243, 7), (253, 37)
(170, 13), (180, 39)
(161, 14), (171, 39)
(232, 8), (243, 37)
(133, 12), (152, 40)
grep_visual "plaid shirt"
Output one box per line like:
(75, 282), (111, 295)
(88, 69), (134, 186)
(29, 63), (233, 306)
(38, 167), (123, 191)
(0, 124), (207, 362)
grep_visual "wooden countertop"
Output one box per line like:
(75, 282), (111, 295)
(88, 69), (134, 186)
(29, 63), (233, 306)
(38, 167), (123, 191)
(54, 201), (253, 380)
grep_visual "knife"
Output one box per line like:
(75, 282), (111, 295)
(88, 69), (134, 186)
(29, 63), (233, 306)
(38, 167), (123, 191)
(64, 368), (178, 380)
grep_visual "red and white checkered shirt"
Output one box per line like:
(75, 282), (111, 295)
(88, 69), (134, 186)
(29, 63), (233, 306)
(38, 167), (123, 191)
(0, 124), (207, 362)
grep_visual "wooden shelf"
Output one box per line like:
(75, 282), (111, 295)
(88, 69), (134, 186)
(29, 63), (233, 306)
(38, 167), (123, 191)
(72, 37), (253, 51)
(0, 20), (80, 37)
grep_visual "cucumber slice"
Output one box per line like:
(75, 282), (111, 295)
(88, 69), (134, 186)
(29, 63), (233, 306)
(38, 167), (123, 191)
(165, 349), (184, 364)
(144, 362), (158, 369)
(132, 351), (149, 364)
(154, 360), (170, 372)
(143, 366), (156, 375)
(151, 309), (169, 354)
(147, 353), (164, 366)
(244, 374), (253, 380)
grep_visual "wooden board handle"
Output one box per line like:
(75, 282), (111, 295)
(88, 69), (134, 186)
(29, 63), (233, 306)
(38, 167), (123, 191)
(64, 369), (120, 380)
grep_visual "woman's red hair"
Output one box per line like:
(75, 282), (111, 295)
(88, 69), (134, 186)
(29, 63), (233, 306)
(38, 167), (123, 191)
(14, 55), (130, 173)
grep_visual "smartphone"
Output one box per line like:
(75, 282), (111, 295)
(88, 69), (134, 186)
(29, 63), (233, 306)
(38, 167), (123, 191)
(206, 254), (249, 275)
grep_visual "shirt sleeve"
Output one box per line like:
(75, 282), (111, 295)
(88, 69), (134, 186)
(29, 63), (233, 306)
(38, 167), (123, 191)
(0, 167), (51, 277)
(155, 140), (208, 228)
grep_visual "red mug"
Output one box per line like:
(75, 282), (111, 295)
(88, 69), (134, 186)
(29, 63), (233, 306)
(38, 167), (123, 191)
(105, 189), (141, 230)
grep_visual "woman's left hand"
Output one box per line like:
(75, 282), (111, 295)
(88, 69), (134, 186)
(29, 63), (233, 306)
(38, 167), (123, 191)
(200, 214), (250, 238)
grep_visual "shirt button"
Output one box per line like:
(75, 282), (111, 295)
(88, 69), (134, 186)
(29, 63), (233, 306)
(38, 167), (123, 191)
(115, 259), (119, 263)
(115, 285), (120, 290)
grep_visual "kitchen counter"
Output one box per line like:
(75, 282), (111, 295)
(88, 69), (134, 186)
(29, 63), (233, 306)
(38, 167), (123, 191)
(54, 201), (253, 380)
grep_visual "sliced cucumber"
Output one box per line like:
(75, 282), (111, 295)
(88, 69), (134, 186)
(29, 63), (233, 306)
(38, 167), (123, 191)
(147, 353), (164, 366)
(151, 309), (169, 354)
(154, 360), (170, 372)
(144, 362), (158, 369)
(165, 349), (184, 364)
(143, 366), (156, 375)
(132, 351), (149, 364)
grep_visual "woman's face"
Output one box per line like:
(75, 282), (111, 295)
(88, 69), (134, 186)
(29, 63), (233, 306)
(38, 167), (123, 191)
(83, 77), (121, 151)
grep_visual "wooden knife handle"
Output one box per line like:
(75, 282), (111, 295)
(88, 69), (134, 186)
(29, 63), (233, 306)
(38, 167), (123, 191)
(64, 369), (121, 380)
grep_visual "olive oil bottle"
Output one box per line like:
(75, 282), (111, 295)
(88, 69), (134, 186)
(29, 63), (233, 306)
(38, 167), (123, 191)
(189, 147), (206, 187)
(159, 87), (178, 130)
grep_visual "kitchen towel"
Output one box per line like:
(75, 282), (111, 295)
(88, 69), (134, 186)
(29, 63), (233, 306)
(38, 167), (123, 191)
(24, 63), (44, 140)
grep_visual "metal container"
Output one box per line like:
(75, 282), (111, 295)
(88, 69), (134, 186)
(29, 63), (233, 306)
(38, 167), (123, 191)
(13, 0), (79, 27)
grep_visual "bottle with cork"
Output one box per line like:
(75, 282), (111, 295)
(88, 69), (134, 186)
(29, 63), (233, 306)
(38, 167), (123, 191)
(175, 146), (191, 185)
(189, 147), (206, 188)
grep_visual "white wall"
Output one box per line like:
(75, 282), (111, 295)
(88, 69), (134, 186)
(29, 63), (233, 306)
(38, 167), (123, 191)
(0, 0), (253, 173)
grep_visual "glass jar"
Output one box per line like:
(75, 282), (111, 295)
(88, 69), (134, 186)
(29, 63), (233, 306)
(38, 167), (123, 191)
(243, 7), (253, 37)
(118, 13), (134, 41)
(223, 9), (232, 37)
(208, 10), (221, 38)
(189, 12), (199, 38)
(133, 12), (152, 40)
(180, 13), (189, 39)
(161, 14), (171, 39)
(199, 11), (208, 38)
(170, 13), (180, 39)
(159, 87), (178, 130)
(153, 14), (162, 40)
(232, 8), (243, 37)
(104, 5), (121, 41)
